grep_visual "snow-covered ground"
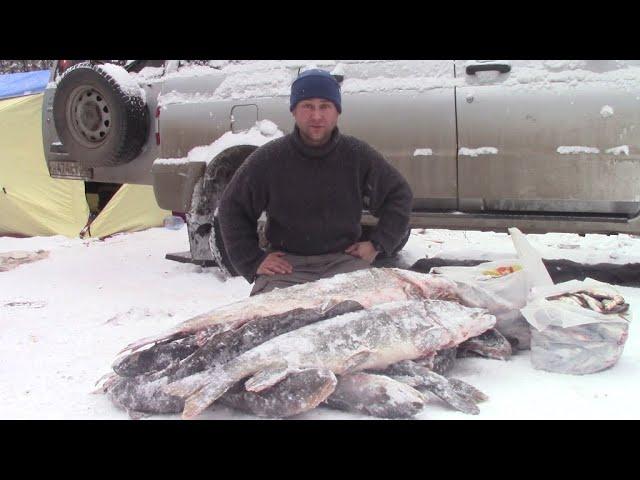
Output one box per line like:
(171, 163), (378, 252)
(0, 226), (638, 420)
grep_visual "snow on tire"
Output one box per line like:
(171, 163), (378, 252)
(52, 62), (148, 167)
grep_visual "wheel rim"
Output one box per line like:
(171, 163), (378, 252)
(66, 85), (112, 148)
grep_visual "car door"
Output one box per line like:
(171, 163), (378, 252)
(337, 60), (458, 210)
(455, 60), (640, 216)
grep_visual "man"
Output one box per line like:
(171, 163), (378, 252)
(218, 68), (413, 296)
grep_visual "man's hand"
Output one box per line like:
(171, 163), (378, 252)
(257, 251), (293, 276)
(345, 241), (379, 264)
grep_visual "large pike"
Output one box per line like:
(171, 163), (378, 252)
(118, 268), (461, 357)
(163, 299), (496, 419)
(102, 367), (338, 419)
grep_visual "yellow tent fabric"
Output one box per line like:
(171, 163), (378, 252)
(0, 94), (89, 236)
(0, 92), (170, 238)
(88, 184), (170, 238)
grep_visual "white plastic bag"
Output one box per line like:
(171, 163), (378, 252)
(431, 260), (532, 349)
(522, 278), (631, 331)
(508, 227), (553, 289)
(522, 278), (631, 375)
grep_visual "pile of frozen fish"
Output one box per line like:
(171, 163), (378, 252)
(526, 282), (631, 375)
(98, 268), (516, 419)
(546, 289), (629, 314)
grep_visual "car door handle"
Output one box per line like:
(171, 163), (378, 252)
(466, 63), (511, 75)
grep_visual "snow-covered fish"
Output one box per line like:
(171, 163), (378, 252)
(324, 373), (426, 418)
(102, 367), (338, 419)
(378, 359), (488, 415)
(113, 300), (364, 377)
(218, 368), (338, 418)
(163, 299), (496, 419)
(456, 328), (513, 361)
(118, 268), (462, 357)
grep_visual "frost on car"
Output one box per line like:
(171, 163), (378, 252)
(42, 60), (640, 275)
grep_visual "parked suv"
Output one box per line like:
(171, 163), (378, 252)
(43, 60), (640, 275)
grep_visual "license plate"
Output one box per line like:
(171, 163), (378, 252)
(48, 161), (92, 180)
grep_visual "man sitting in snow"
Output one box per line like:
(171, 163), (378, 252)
(218, 68), (412, 296)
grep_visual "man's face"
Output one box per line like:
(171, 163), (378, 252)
(292, 98), (340, 147)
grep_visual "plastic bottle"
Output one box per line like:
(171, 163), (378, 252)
(163, 215), (185, 230)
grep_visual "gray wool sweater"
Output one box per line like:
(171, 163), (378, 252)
(218, 126), (413, 283)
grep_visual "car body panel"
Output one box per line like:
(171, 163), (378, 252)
(42, 60), (640, 234)
(455, 60), (640, 216)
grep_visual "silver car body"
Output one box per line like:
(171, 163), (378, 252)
(43, 60), (640, 234)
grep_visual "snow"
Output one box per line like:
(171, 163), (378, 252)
(151, 60), (640, 111)
(153, 120), (283, 167)
(557, 146), (600, 154)
(413, 149), (433, 156)
(1, 226), (639, 419)
(97, 63), (146, 103)
(606, 145), (629, 156)
(131, 67), (165, 81)
(462, 60), (640, 94)
(459, 147), (498, 157)
(600, 105), (614, 117)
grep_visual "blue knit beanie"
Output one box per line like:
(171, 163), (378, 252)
(290, 69), (342, 113)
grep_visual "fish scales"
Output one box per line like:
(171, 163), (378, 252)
(164, 299), (496, 419)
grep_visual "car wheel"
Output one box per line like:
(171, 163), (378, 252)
(188, 146), (259, 277)
(52, 62), (148, 167)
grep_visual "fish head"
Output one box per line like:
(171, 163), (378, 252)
(412, 300), (497, 353)
(387, 269), (460, 301)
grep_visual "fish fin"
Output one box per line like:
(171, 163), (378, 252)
(244, 364), (294, 393)
(162, 370), (212, 399)
(93, 372), (117, 393)
(181, 373), (238, 419)
(413, 370), (480, 415)
(384, 362), (482, 415)
(118, 336), (166, 355)
(342, 349), (373, 374)
(127, 409), (149, 420)
(324, 300), (365, 316)
(387, 374), (422, 389)
(447, 378), (489, 403)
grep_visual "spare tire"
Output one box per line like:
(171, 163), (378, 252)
(53, 62), (148, 167)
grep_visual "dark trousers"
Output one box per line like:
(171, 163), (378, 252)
(250, 252), (371, 296)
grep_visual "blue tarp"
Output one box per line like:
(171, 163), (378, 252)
(0, 70), (50, 101)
